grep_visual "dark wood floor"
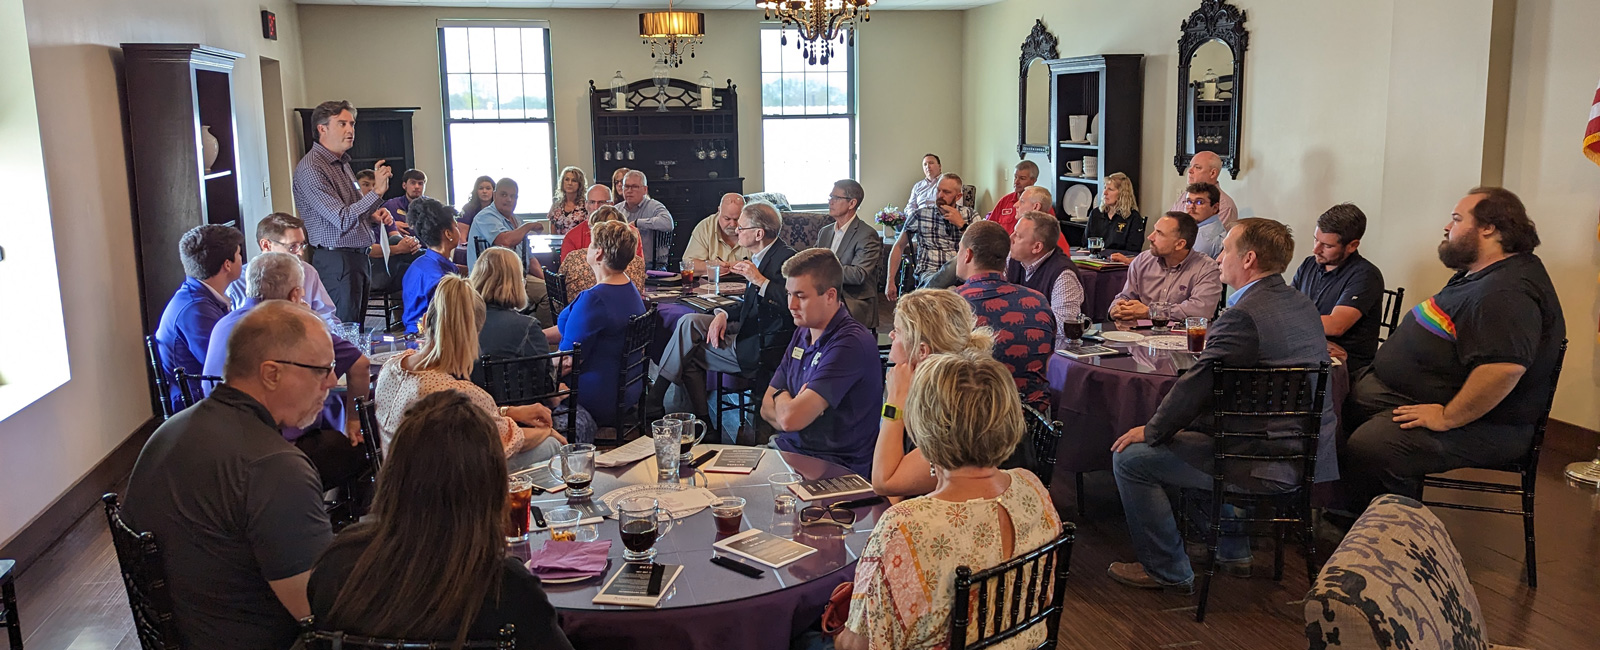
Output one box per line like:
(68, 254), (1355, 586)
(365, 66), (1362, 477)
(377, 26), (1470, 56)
(11, 425), (1598, 649)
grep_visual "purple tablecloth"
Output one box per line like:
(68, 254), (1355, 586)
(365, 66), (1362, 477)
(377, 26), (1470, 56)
(1047, 340), (1350, 500)
(515, 447), (884, 650)
(1077, 266), (1127, 322)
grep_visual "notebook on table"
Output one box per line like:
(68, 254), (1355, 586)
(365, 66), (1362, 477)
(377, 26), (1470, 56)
(703, 448), (764, 474)
(713, 529), (817, 568)
(679, 294), (741, 313)
(788, 474), (874, 501)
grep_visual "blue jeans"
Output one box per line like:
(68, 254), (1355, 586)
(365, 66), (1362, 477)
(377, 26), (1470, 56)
(1113, 439), (1251, 586)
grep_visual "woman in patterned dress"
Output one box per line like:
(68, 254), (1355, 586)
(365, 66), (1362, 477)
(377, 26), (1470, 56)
(839, 352), (1063, 650)
(547, 166), (589, 235)
(558, 206), (645, 295)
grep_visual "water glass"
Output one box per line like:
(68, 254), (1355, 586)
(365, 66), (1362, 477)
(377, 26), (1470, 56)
(708, 261), (722, 294)
(769, 472), (803, 514)
(339, 322), (362, 344)
(546, 506), (582, 542)
(550, 443), (598, 499)
(652, 419), (683, 482)
(665, 412), (707, 462)
(617, 496), (675, 563)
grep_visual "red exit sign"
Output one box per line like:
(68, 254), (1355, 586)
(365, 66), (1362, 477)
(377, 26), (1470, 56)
(261, 10), (277, 41)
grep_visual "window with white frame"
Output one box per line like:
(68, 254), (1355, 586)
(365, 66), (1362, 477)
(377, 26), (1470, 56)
(759, 26), (857, 208)
(438, 21), (555, 211)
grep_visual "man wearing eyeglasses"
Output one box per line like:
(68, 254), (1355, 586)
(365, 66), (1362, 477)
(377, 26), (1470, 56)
(816, 179), (882, 329)
(124, 300), (338, 649)
(228, 213), (341, 326)
(682, 193), (751, 272)
(205, 252), (373, 492)
(1183, 182), (1226, 259)
(617, 170), (676, 268)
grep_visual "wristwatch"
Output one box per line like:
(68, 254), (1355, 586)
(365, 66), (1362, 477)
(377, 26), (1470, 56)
(499, 406), (510, 417)
(881, 404), (902, 421)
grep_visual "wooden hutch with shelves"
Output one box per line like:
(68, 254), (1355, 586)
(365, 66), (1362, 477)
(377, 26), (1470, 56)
(1045, 54), (1143, 247)
(589, 77), (742, 268)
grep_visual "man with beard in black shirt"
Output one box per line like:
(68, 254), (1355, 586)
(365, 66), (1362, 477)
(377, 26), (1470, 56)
(1341, 187), (1564, 511)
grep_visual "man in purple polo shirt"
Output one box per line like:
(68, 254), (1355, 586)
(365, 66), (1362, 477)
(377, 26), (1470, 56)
(379, 169), (428, 235)
(202, 252), (372, 490)
(761, 249), (883, 476)
(155, 224), (244, 414)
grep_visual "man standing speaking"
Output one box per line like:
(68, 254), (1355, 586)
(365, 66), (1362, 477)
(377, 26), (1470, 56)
(294, 100), (395, 323)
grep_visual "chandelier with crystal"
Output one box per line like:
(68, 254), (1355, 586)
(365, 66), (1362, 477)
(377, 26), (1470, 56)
(757, 0), (875, 65)
(639, 1), (705, 68)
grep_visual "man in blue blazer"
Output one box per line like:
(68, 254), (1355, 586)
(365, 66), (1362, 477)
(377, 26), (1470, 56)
(1106, 218), (1336, 594)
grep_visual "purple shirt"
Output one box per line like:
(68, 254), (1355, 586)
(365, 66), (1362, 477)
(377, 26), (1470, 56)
(381, 194), (432, 233)
(203, 297), (365, 440)
(154, 277), (231, 413)
(1112, 250), (1223, 320)
(293, 143), (382, 249)
(769, 307), (883, 476)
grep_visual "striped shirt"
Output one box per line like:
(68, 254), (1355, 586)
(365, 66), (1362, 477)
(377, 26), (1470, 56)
(293, 143), (381, 249)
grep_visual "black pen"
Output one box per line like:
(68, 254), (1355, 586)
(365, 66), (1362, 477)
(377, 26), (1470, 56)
(690, 450), (718, 468)
(530, 505), (547, 529)
(710, 556), (764, 578)
(833, 495), (886, 509)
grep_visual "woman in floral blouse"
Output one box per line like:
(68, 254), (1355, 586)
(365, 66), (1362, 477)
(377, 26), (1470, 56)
(839, 352), (1062, 650)
(547, 166), (589, 235)
(559, 206), (645, 296)
(375, 275), (566, 460)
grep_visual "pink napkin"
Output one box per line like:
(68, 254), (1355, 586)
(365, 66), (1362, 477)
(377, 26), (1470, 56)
(525, 540), (611, 580)
(645, 270), (678, 278)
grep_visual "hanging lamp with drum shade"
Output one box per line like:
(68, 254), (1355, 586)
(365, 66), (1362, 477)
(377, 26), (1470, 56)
(639, 1), (705, 68)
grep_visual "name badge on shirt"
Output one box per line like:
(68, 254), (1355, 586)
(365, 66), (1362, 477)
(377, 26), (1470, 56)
(792, 346), (805, 360)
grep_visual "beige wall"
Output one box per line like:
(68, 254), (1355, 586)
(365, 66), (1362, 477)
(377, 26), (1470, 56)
(965, 0), (1599, 429)
(297, 5), (963, 218)
(1, 0), (307, 547)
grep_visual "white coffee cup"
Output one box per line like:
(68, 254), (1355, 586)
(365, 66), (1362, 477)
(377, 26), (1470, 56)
(1068, 160), (1083, 175)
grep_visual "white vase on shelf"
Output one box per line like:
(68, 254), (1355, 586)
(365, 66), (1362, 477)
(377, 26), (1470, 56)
(200, 125), (220, 172)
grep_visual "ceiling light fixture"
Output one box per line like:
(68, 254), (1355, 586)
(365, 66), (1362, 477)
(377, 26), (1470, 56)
(639, 0), (705, 68)
(757, 0), (875, 65)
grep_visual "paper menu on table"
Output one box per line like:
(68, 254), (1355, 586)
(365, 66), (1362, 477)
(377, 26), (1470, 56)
(703, 448), (764, 474)
(591, 563), (683, 607)
(713, 529), (817, 568)
(595, 435), (657, 468)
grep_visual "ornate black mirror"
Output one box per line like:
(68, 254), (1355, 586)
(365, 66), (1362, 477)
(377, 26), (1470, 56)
(1018, 18), (1058, 159)
(1175, 0), (1248, 177)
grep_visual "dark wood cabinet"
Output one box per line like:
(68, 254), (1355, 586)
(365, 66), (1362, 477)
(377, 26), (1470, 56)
(1046, 54), (1143, 247)
(294, 107), (419, 202)
(589, 78), (742, 267)
(121, 43), (245, 335)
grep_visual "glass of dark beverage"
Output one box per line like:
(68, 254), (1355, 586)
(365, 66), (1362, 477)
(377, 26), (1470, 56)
(680, 259), (696, 284)
(666, 412), (707, 463)
(1186, 317), (1209, 353)
(1086, 237), (1106, 258)
(506, 475), (534, 542)
(1149, 301), (1172, 333)
(1061, 313), (1090, 348)
(551, 443), (598, 499)
(617, 496), (675, 562)
(711, 496), (746, 535)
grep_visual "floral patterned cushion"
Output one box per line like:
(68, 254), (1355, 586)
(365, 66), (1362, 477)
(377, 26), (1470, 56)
(777, 210), (828, 251)
(1304, 495), (1526, 650)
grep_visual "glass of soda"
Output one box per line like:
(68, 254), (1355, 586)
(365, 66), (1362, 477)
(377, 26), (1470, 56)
(506, 475), (534, 542)
(1186, 317), (1209, 353)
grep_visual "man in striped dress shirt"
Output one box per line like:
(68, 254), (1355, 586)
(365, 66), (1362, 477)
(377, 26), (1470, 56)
(294, 100), (396, 323)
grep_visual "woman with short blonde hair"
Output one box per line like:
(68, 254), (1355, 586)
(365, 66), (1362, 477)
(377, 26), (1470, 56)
(376, 275), (565, 459)
(870, 289), (993, 497)
(1086, 171), (1147, 262)
(838, 352), (1061, 650)
(551, 220), (647, 430)
(548, 166), (589, 235)
(559, 205), (645, 295)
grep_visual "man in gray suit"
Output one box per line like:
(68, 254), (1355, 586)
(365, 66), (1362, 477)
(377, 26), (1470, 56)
(816, 179), (883, 329)
(1106, 218), (1335, 594)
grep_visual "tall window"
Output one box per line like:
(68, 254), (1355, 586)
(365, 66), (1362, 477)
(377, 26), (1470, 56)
(438, 21), (555, 211)
(760, 26), (856, 208)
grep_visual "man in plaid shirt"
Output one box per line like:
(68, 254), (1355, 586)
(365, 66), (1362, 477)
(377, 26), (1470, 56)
(884, 172), (974, 300)
(293, 100), (396, 323)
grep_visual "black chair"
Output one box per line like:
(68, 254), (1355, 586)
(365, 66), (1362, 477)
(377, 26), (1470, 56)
(300, 617), (515, 650)
(102, 493), (182, 650)
(1, 558), (20, 649)
(144, 335), (174, 420)
(473, 236), (491, 261)
(600, 306), (657, 447)
(543, 268), (569, 319)
(366, 287), (405, 333)
(1422, 339), (1567, 588)
(1377, 287), (1405, 343)
(948, 522), (1076, 650)
(171, 368), (222, 412)
(326, 398), (386, 532)
(1181, 362), (1330, 623)
(711, 338), (787, 443)
(1020, 404), (1063, 491)
(477, 346), (580, 436)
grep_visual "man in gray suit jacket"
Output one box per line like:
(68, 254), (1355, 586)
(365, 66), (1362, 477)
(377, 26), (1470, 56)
(1106, 218), (1335, 594)
(816, 179), (883, 329)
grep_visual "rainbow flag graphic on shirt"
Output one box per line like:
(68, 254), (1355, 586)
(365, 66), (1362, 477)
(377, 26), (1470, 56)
(1412, 297), (1457, 342)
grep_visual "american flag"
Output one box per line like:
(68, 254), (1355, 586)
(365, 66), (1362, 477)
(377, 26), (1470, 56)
(1587, 77), (1600, 166)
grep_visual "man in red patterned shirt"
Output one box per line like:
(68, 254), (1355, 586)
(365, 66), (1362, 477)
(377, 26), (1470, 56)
(953, 220), (1056, 413)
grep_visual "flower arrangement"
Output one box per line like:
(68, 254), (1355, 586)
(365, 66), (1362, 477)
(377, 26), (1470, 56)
(874, 205), (906, 231)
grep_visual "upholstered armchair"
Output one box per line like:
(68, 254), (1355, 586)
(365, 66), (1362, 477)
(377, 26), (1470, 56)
(1304, 494), (1527, 650)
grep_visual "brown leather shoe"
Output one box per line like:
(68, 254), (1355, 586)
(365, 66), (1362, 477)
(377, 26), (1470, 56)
(1107, 562), (1195, 594)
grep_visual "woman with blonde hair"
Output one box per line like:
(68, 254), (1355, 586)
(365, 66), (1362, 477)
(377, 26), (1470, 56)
(552, 220), (647, 430)
(838, 352), (1062, 650)
(548, 166), (589, 235)
(375, 274), (565, 459)
(1085, 171), (1146, 263)
(558, 205), (645, 295)
(870, 289), (994, 497)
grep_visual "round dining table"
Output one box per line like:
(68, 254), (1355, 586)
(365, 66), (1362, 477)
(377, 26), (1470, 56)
(1074, 264), (1128, 322)
(511, 444), (887, 650)
(1046, 325), (1350, 507)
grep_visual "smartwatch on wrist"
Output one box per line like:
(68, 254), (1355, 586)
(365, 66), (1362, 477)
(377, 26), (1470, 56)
(881, 404), (902, 421)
